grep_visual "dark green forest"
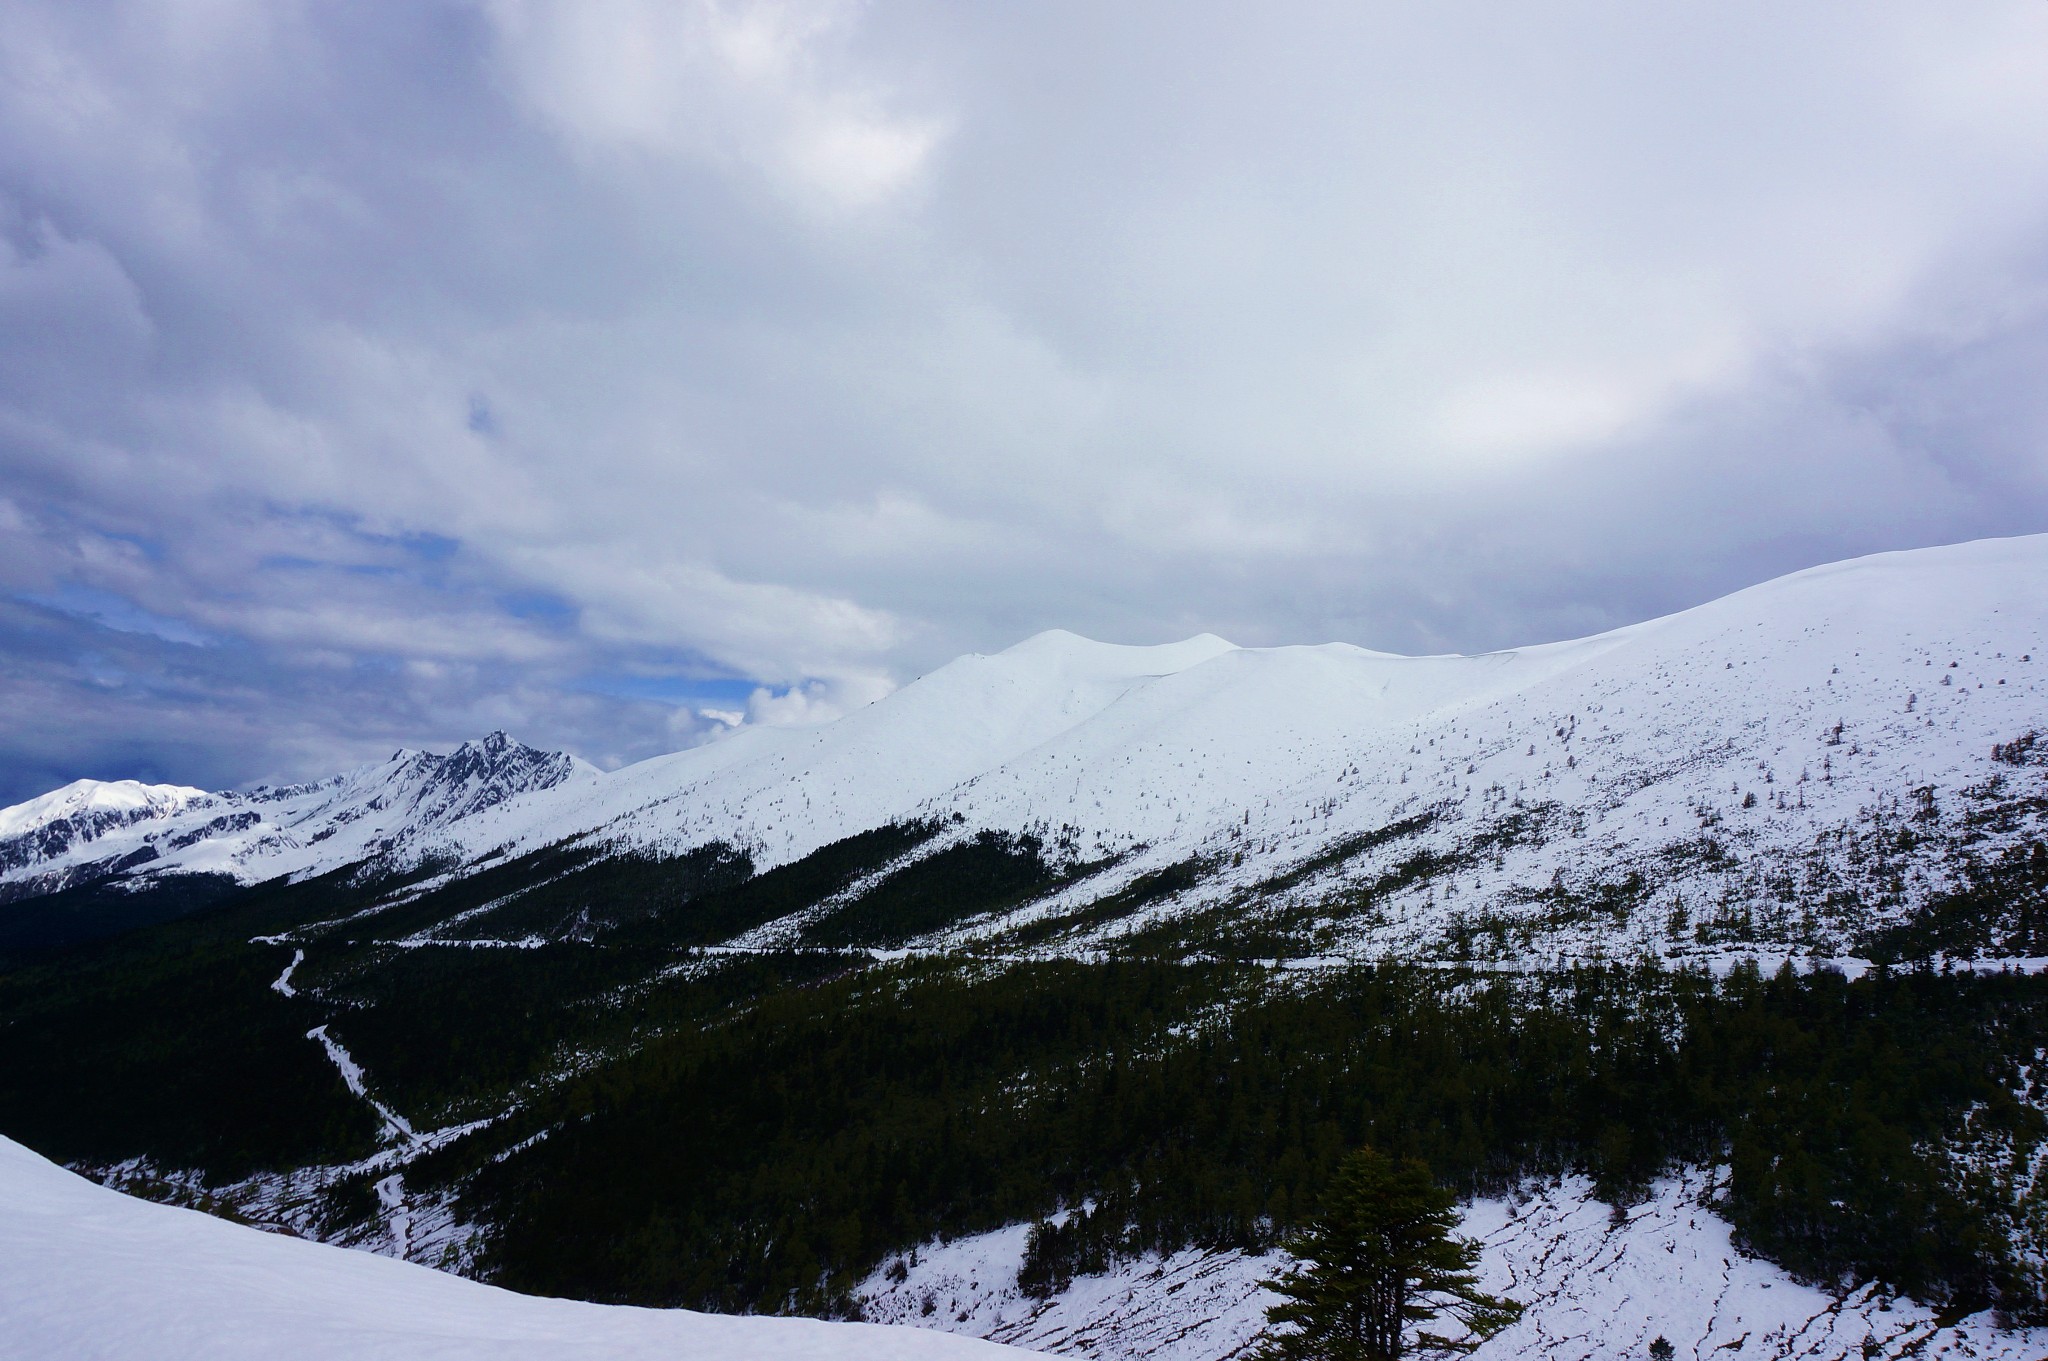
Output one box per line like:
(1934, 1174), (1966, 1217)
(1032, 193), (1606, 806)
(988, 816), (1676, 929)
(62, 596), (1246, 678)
(3, 827), (2048, 1329)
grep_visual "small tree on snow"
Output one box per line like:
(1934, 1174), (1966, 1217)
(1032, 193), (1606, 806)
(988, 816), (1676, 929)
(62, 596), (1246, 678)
(1255, 1147), (1522, 1361)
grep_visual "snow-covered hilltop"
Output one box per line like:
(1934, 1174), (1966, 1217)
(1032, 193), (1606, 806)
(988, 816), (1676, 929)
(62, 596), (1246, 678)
(0, 779), (212, 879)
(0, 733), (596, 903)
(7, 534), (2048, 962)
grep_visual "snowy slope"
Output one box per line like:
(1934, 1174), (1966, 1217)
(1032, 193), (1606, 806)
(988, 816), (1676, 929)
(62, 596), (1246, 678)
(901, 532), (2048, 959)
(0, 733), (597, 899)
(859, 1170), (2048, 1361)
(0, 779), (213, 881)
(0, 1134), (1039, 1361)
(425, 532), (2048, 961)
(460, 533), (2044, 858)
(0, 778), (211, 842)
(441, 631), (1241, 870)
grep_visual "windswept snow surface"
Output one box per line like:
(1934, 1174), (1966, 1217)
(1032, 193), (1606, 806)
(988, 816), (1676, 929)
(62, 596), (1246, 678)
(0, 1134), (1040, 1361)
(860, 1171), (2048, 1361)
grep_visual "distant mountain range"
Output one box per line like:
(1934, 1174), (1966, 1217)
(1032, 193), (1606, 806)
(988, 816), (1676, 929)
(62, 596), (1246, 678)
(0, 733), (594, 905)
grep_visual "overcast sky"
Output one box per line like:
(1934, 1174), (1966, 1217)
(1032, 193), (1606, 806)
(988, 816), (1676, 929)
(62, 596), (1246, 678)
(5, 1), (2048, 801)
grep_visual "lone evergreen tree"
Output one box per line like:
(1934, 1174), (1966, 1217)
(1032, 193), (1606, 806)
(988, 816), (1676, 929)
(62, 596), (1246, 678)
(1256, 1147), (1522, 1361)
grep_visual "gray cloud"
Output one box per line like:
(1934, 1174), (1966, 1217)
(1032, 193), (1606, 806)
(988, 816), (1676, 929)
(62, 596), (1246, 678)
(4, 0), (2048, 796)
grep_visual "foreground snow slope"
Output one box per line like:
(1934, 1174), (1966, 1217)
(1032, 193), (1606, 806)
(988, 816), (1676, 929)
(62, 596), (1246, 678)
(0, 1134), (1037, 1361)
(861, 1171), (2048, 1361)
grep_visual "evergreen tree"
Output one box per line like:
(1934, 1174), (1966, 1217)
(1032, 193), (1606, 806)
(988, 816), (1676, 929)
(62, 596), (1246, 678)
(1256, 1147), (1522, 1361)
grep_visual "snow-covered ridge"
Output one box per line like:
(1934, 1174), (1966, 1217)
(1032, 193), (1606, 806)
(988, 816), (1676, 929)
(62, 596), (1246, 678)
(0, 1134), (1037, 1361)
(393, 532), (2048, 965)
(438, 534), (2048, 888)
(0, 732), (597, 897)
(0, 778), (212, 841)
(0, 780), (217, 886)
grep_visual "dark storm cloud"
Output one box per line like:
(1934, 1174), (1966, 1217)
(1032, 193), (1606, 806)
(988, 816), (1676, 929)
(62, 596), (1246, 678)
(4, 0), (2048, 796)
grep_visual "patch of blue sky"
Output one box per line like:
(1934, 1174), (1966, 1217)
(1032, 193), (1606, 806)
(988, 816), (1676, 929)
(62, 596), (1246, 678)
(19, 586), (213, 647)
(572, 671), (760, 708)
(253, 554), (413, 581)
(97, 530), (166, 562)
(265, 504), (461, 564)
(497, 590), (579, 625)
(396, 530), (460, 562)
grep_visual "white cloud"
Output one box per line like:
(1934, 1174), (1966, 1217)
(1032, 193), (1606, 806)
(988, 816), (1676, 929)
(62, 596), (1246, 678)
(6, 1), (2048, 790)
(744, 672), (893, 727)
(479, 0), (942, 207)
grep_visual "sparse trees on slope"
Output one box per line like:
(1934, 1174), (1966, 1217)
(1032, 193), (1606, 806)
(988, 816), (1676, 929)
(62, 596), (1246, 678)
(1256, 1147), (1521, 1361)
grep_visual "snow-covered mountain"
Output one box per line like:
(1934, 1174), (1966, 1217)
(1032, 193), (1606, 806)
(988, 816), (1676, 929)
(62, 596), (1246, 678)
(0, 732), (597, 903)
(7, 533), (2048, 961)
(10, 534), (2048, 1361)
(0, 1134), (1035, 1361)
(0, 779), (212, 879)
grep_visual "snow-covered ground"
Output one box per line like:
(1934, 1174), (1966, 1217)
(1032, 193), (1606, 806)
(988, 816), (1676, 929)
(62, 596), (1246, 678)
(0, 1134), (1038, 1361)
(861, 1170), (2048, 1361)
(859, 1222), (1273, 1361)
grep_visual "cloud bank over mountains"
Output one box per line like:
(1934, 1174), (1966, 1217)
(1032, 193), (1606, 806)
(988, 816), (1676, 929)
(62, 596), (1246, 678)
(5, 1), (2048, 800)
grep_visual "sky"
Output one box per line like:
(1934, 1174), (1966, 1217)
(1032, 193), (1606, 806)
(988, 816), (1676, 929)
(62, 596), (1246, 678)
(5, 1), (2048, 803)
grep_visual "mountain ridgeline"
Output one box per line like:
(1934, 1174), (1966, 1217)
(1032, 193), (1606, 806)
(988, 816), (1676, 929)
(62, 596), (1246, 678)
(4, 536), (2048, 1335)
